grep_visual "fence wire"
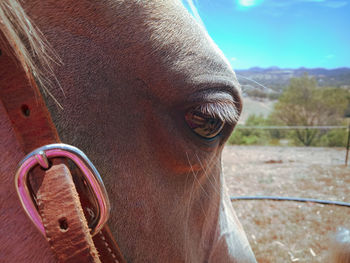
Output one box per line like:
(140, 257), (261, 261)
(236, 125), (348, 130)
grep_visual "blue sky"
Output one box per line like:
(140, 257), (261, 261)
(185, 0), (350, 69)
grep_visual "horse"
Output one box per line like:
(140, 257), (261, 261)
(0, 0), (257, 262)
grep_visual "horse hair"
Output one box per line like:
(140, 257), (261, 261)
(0, 0), (60, 103)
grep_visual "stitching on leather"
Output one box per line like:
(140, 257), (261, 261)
(36, 198), (52, 241)
(36, 199), (54, 246)
(99, 231), (119, 263)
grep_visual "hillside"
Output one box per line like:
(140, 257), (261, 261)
(236, 67), (350, 97)
(239, 97), (275, 124)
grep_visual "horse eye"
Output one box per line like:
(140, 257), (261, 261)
(185, 109), (225, 139)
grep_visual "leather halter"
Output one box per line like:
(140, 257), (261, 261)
(0, 38), (126, 262)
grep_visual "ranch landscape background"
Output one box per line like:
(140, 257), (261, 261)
(223, 67), (350, 262)
(224, 145), (350, 263)
(184, 0), (350, 261)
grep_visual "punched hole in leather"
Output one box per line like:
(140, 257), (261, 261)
(58, 217), (69, 231)
(21, 104), (30, 117)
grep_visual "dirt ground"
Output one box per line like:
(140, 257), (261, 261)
(223, 146), (350, 263)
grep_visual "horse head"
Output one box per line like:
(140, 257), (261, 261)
(1, 0), (256, 262)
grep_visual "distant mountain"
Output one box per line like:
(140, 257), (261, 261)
(235, 67), (350, 97)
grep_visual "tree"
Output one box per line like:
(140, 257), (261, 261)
(269, 74), (349, 146)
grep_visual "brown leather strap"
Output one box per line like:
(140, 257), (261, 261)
(94, 226), (126, 263)
(0, 38), (125, 262)
(32, 161), (101, 263)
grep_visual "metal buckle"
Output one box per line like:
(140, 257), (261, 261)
(15, 143), (110, 236)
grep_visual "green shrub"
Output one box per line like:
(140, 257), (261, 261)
(318, 129), (348, 147)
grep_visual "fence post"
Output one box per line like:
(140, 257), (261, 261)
(345, 104), (350, 166)
(346, 123), (350, 166)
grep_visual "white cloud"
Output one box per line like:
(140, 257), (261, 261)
(231, 57), (238, 61)
(237, 0), (264, 8)
(238, 0), (255, 6)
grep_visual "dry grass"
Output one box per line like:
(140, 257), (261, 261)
(223, 146), (350, 263)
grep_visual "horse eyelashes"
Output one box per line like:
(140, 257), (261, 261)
(185, 109), (225, 139)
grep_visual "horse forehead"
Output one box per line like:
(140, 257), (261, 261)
(28, 0), (238, 99)
(102, 0), (238, 99)
(138, 3), (235, 97)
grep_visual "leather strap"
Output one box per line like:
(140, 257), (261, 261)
(93, 226), (126, 263)
(31, 161), (101, 263)
(0, 36), (125, 262)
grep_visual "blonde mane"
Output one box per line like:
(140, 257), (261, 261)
(0, 0), (60, 103)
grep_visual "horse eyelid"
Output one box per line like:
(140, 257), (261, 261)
(194, 102), (239, 125)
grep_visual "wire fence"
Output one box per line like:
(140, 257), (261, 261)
(235, 125), (348, 130)
(230, 196), (350, 208)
